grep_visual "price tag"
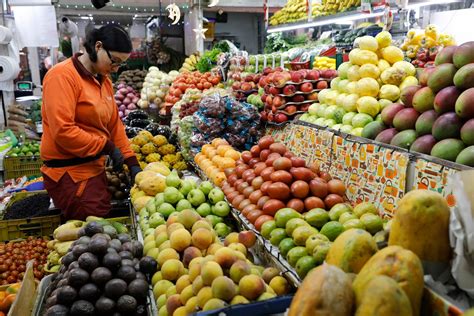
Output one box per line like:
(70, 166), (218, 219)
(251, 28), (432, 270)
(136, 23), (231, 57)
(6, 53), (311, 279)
(320, 31), (332, 40)
(35, 121), (43, 133)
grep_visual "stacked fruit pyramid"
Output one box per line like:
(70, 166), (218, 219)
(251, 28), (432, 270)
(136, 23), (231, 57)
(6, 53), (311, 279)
(130, 130), (187, 171)
(368, 41), (474, 166)
(299, 32), (419, 136)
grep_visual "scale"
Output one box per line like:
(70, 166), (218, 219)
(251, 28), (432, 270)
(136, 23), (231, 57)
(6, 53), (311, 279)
(14, 81), (35, 98)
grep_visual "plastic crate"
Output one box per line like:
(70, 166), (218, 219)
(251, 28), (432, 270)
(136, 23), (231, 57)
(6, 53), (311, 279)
(4, 156), (42, 180)
(0, 214), (60, 242)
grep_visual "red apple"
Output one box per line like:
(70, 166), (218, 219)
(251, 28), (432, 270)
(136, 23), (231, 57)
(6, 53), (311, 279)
(307, 92), (318, 101)
(316, 81), (328, 90)
(285, 106), (297, 115)
(245, 74), (254, 82)
(300, 82), (313, 93)
(274, 113), (288, 123)
(272, 96), (285, 108)
(306, 69), (320, 80)
(300, 104), (310, 112)
(232, 82), (241, 91)
(292, 95), (305, 103)
(269, 86), (281, 96)
(283, 85), (296, 96)
(273, 73), (288, 88)
(241, 82), (252, 91)
(290, 71), (305, 83)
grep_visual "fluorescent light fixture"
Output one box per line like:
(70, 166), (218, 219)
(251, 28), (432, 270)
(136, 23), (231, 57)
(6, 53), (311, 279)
(407, 0), (461, 9)
(267, 11), (384, 33)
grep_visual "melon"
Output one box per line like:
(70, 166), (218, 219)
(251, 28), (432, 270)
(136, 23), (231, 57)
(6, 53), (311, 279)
(326, 229), (378, 273)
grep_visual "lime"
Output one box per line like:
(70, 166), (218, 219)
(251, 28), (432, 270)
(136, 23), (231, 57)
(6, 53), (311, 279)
(343, 219), (365, 231)
(295, 256), (317, 279)
(261, 220), (276, 239)
(274, 208), (301, 228)
(269, 228), (287, 246)
(286, 246), (308, 267)
(278, 238), (296, 257)
(339, 212), (358, 224)
(360, 214), (383, 234)
(328, 203), (353, 221)
(353, 202), (378, 218)
(304, 208), (329, 229)
(320, 221), (344, 241)
(285, 218), (309, 236)
(313, 241), (332, 265)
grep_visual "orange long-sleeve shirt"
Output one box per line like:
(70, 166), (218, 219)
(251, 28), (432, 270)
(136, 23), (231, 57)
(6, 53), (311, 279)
(40, 54), (137, 183)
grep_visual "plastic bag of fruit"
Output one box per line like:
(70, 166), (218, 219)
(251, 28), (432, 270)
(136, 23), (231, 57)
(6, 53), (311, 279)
(198, 94), (226, 118)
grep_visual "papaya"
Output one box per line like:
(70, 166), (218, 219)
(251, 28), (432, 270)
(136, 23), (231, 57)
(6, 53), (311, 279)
(355, 275), (413, 316)
(288, 263), (353, 316)
(388, 189), (451, 263)
(325, 229), (378, 273)
(353, 246), (423, 316)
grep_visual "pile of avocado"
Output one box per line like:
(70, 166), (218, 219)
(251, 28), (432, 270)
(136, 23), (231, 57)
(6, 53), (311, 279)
(44, 221), (158, 316)
(7, 141), (40, 157)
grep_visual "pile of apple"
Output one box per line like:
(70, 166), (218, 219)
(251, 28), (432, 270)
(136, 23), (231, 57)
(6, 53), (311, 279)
(162, 71), (223, 115)
(230, 73), (261, 102)
(220, 135), (347, 231)
(194, 138), (242, 187)
(138, 171), (234, 239)
(260, 69), (336, 124)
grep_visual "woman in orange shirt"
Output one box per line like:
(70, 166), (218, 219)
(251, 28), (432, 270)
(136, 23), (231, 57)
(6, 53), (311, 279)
(40, 25), (141, 220)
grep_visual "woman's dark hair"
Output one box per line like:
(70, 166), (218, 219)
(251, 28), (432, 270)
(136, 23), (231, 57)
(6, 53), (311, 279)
(84, 25), (132, 62)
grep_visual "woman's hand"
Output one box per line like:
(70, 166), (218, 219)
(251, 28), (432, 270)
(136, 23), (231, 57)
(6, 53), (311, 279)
(110, 147), (124, 171)
(130, 165), (142, 185)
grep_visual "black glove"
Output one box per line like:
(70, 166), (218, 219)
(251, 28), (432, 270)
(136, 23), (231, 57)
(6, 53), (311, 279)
(130, 165), (142, 185)
(110, 147), (125, 172)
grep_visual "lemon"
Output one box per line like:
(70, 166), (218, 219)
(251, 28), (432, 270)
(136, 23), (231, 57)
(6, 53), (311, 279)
(356, 78), (380, 98)
(358, 64), (380, 79)
(378, 60), (391, 73)
(343, 94), (359, 112)
(346, 82), (358, 94)
(358, 36), (379, 52)
(375, 31), (392, 48)
(382, 46), (404, 64)
(347, 65), (361, 82)
(337, 62), (352, 79)
(357, 96), (381, 118)
(379, 85), (400, 101)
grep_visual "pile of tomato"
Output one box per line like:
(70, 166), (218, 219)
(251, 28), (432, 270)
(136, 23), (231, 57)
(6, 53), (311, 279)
(0, 237), (49, 285)
(164, 71), (222, 106)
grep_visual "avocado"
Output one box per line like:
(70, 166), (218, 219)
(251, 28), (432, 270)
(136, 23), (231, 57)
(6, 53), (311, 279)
(136, 305), (147, 316)
(68, 268), (89, 288)
(102, 253), (121, 271)
(91, 267), (113, 286)
(121, 242), (133, 253)
(118, 251), (133, 260)
(75, 236), (91, 246)
(78, 283), (101, 301)
(121, 259), (134, 267)
(84, 222), (104, 237)
(139, 256), (158, 275)
(108, 239), (122, 252)
(78, 253), (99, 272)
(88, 237), (109, 256)
(77, 227), (86, 237)
(116, 295), (137, 314)
(57, 278), (68, 288)
(95, 296), (115, 313)
(128, 279), (149, 301)
(107, 248), (118, 255)
(116, 265), (136, 284)
(45, 304), (69, 316)
(68, 261), (80, 271)
(45, 295), (58, 308)
(117, 233), (131, 244)
(71, 244), (89, 258)
(135, 272), (146, 281)
(56, 285), (77, 305)
(61, 252), (76, 267)
(69, 300), (95, 316)
(103, 225), (118, 239)
(130, 241), (143, 258)
(104, 279), (127, 299)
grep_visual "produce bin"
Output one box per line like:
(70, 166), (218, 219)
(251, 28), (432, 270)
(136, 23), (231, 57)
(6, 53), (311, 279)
(4, 155), (42, 180)
(0, 213), (60, 242)
(196, 295), (294, 316)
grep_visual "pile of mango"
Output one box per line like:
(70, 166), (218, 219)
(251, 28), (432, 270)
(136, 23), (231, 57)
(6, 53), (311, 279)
(0, 283), (20, 315)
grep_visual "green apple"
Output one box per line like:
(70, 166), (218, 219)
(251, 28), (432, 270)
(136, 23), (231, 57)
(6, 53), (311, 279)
(208, 188), (225, 204)
(206, 214), (223, 227)
(158, 203), (175, 218)
(165, 171), (181, 188)
(187, 189), (206, 207)
(211, 201), (230, 217)
(176, 199), (193, 212)
(146, 198), (156, 214)
(140, 222), (150, 232)
(198, 181), (213, 197)
(196, 203), (212, 217)
(214, 223), (231, 237)
(164, 187), (180, 205)
(149, 212), (165, 228)
(179, 179), (195, 196)
(155, 193), (165, 208)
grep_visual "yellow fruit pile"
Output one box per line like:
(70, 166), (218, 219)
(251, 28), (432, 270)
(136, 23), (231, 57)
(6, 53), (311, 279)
(400, 24), (456, 59)
(270, 0), (360, 26)
(130, 131), (187, 171)
(193, 138), (241, 187)
(313, 57), (336, 70)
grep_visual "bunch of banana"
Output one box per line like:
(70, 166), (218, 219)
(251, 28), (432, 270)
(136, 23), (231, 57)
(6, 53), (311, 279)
(179, 52), (201, 73)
